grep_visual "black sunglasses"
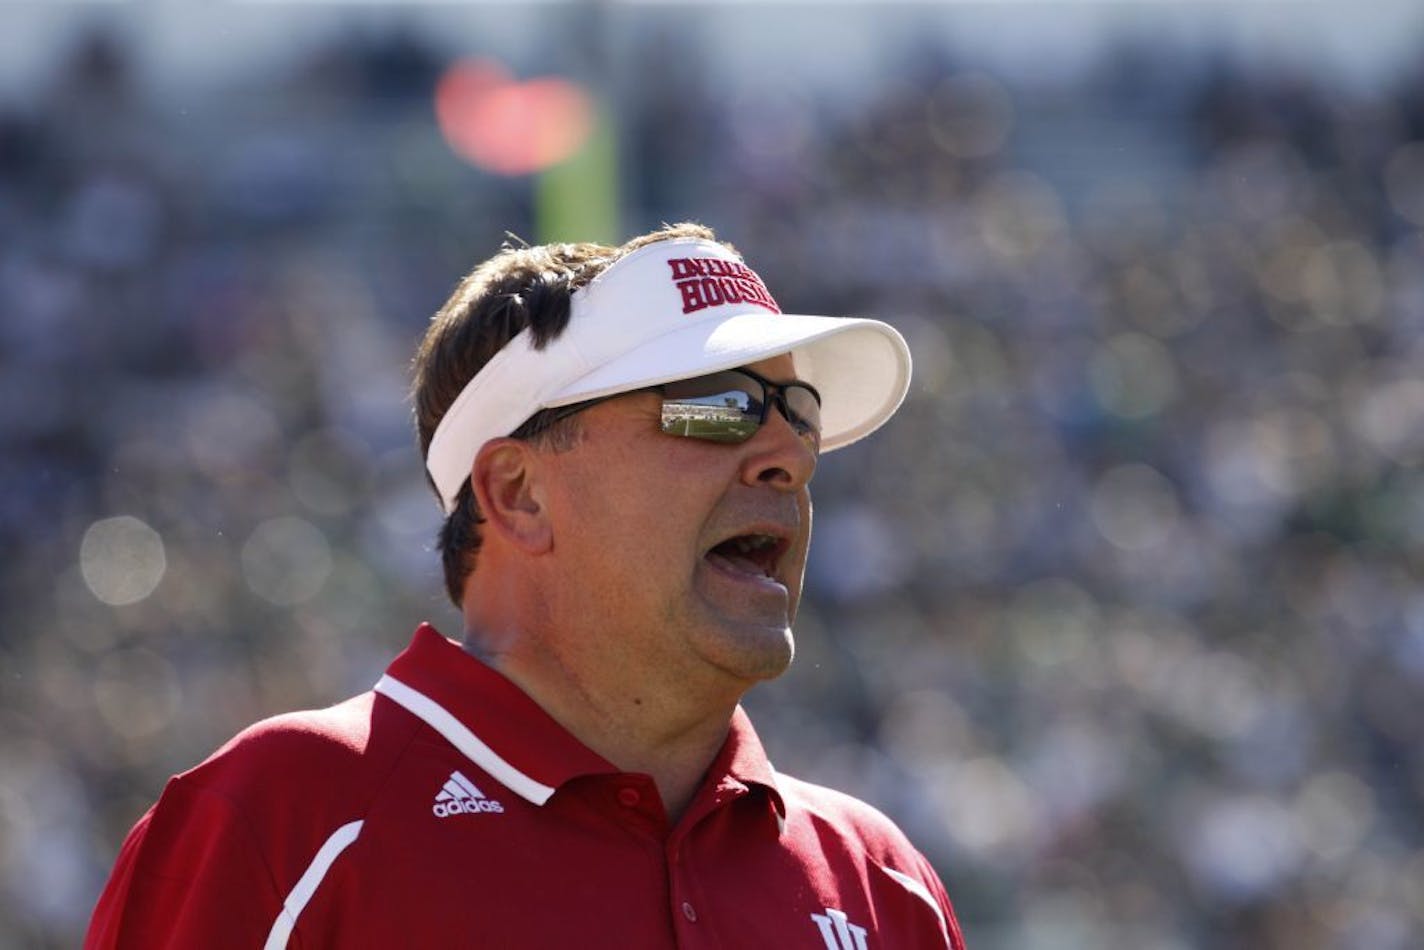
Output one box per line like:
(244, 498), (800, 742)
(522, 367), (822, 453)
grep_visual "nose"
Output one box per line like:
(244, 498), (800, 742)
(739, 403), (817, 491)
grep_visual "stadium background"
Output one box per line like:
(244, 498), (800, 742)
(3, 1), (1424, 947)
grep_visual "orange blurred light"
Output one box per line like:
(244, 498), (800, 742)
(435, 58), (594, 176)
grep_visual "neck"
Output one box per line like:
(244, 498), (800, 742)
(463, 563), (751, 822)
(467, 636), (738, 822)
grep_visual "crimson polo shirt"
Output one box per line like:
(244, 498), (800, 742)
(87, 624), (965, 949)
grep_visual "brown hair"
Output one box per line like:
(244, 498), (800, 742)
(412, 222), (733, 607)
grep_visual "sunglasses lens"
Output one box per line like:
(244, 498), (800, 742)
(782, 386), (821, 444)
(659, 371), (822, 449)
(661, 378), (759, 442)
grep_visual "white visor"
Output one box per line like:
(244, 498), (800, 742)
(425, 237), (911, 514)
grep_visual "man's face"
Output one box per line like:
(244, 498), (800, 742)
(537, 354), (816, 693)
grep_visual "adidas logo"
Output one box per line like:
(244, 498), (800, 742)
(811, 907), (869, 950)
(432, 770), (505, 818)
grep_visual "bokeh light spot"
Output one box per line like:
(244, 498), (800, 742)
(80, 516), (166, 606)
(1089, 332), (1179, 420)
(289, 428), (372, 517)
(1295, 770), (1375, 861)
(184, 393), (281, 478)
(435, 58), (594, 176)
(936, 756), (1038, 859)
(1184, 793), (1302, 900)
(1384, 141), (1424, 227)
(93, 647), (181, 741)
(975, 171), (1066, 260)
(1008, 579), (1100, 669)
(927, 71), (1014, 159)
(1354, 377), (1424, 464)
(1090, 463), (1181, 551)
(241, 516), (333, 606)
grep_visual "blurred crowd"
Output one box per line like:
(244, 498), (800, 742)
(3, 16), (1423, 950)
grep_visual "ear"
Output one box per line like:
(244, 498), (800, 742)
(470, 439), (553, 555)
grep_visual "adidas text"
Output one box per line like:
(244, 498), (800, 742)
(432, 770), (504, 818)
(433, 798), (504, 817)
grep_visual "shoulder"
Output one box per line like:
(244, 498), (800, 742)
(774, 769), (919, 861)
(200, 693), (377, 780)
(775, 770), (967, 947)
(168, 689), (419, 822)
(90, 692), (410, 944)
(774, 770), (965, 947)
(131, 690), (422, 877)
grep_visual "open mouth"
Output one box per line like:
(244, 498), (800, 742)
(705, 532), (789, 582)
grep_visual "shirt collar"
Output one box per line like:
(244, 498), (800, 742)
(376, 624), (785, 823)
(377, 624), (617, 805)
(714, 706), (787, 825)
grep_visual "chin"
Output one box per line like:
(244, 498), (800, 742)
(693, 619), (796, 684)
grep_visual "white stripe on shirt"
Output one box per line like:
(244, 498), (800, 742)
(374, 674), (557, 806)
(880, 864), (949, 940)
(264, 820), (363, 950)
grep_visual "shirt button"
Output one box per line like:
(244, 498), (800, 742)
(681, 901), (697, 923)
(617, 787), (641, 807)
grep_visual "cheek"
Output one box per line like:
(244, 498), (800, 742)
(579, 483), (700, 570)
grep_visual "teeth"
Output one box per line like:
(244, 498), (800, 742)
(709, 534), (781, 579)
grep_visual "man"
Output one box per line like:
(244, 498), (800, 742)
(87, 223), (966, 948)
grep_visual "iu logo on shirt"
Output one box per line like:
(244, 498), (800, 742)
(431, 770), (505, 817)
(811, 907), (869, 950)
